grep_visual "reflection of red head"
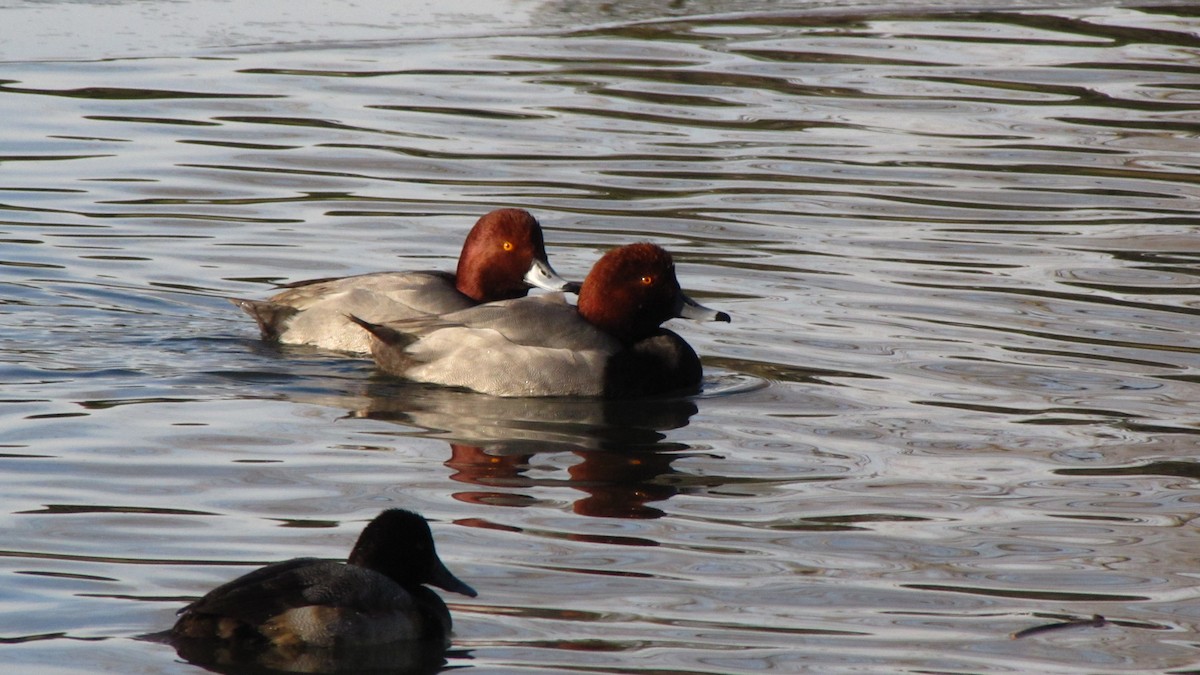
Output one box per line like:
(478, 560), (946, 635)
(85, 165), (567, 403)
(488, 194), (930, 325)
(444, 443), (679, 519)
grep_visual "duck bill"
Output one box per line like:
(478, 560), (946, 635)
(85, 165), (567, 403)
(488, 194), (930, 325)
(674, 291), (731, 323)
(429, 557), (478, 598)
(524, 258), (576, 293)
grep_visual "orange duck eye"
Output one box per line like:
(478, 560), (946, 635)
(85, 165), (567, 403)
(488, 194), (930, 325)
(640, 275), (654, 286)
(502, 241), (514, 252)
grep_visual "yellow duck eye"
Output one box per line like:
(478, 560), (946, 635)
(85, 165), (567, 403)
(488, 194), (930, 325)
(502, 241), (514, 252)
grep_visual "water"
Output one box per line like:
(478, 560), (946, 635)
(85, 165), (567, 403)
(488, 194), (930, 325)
(3, 1), (1200, 672)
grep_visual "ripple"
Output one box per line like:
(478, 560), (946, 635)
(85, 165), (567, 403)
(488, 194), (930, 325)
(5, 4), (1200, 674)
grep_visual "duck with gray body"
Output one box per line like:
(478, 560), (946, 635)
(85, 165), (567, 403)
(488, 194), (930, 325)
(229, 208), (572, 353)
(351, 243), (730, 398)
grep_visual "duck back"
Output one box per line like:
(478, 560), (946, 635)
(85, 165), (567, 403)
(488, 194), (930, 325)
(363, 294), (618, 397)
(235, 271), (475, 353)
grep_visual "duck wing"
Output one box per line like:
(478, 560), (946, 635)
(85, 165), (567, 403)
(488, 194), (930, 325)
(395, 295), (622, 397)
(267, 271), (468, 316)
(178, 558), (411, 625)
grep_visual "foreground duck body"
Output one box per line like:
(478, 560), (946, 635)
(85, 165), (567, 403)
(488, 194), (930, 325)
(230, 208), (571, 353)
(172, 509), (476, 650)
(353, 243), (729, 398)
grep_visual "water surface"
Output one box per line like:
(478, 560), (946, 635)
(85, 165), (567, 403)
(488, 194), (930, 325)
(3, 1), (1200, 673)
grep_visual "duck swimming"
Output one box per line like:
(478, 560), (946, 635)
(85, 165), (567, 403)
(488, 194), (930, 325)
(350, 243), (729, 398)
(230, 208), (572, 353)
(172, 509), (476, 649)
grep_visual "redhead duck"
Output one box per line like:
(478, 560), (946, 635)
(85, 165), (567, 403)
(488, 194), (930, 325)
(172, 509), (476, 649)
(350, 243), (730, 398)
(229, 208), (572, 353)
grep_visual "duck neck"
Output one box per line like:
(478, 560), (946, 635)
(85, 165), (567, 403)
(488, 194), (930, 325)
(456, 257), (524, 302)
(577, 295), (642, 346)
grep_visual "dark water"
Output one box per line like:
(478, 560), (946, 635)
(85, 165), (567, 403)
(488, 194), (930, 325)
(3, 2), (1200, 672)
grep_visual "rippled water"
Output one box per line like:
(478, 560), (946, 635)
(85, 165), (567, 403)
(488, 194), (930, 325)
(4, 2), (1200, 673)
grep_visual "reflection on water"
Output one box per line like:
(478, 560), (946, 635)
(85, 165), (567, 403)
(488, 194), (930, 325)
(166, 632), (451, 675)
(347, 381), (704, 453)
(3, 2), (1200, 673)
(301, 377), (768, 521)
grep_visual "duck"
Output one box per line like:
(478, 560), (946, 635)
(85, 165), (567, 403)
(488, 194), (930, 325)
(350, 243), (730, 398)
(229, 208), (573, 353)
(171, 509), (477, 650)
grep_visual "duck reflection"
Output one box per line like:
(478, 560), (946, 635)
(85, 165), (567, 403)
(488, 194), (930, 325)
(350, 381), (700, 519)
(446, 442), (684, 519)
(169, 636), (454, 674)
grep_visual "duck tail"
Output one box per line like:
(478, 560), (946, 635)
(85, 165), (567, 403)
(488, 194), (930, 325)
(345, 315), (419, 349)
(228, 297), (298, 342)
(346, 315), (424, 375)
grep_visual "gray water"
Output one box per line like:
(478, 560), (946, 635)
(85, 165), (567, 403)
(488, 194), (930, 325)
(3, 1), (1200, 673)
